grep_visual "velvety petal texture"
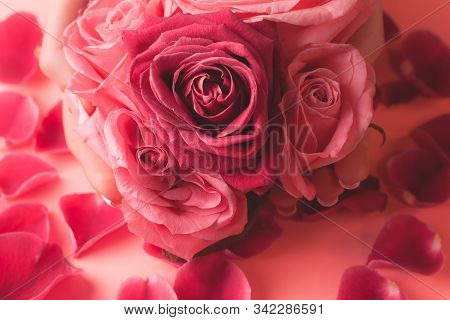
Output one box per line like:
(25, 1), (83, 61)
(367, 214), (444, 275)
(0, 153), (59, 198)
(60, 193), (124, 257)
(173, 253), (251, 299)
(337, 265), (407, 300)
(0, 92), (39, 146)
(118, 276), (177, 300)
(36, 102), (68, 153)
(0, 232), (80, 300)
(0, 12), (42, 84)
(0, 204), (49, 241)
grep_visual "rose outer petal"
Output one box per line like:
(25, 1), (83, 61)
(118, 276), (177, 300)
(59, 193), (125, 257)
(0, 232), (81, 300)
(337, 265), (407, 300)
(0, 92), (39, 146)
(367, 214), (444, 275)
(0, 204), (49, 241)
(36, 101), (69, 153)
(0, 153), (59, 198)
(173, 253), (251, 300)
(0, 12), (42, 84)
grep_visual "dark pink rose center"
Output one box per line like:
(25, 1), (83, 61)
(137, 147), (171, 175)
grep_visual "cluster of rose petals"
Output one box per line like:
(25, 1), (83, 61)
(118, 253), (251, 300)
(279, 43), (376, 199)
(338, 214), (444, 299)
(0, 92), (39, 147)
(384, 114), (450, 207)
(0, 204), (80, 300)
(60, 193), (125, 257)
(0, 13), (42, 84)
(0, 153), (59, 198)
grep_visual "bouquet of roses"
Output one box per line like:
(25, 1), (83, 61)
(63, 0), (378, 261)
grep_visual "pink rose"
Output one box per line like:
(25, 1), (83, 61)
(124, 11), (280, 193)
(103, 109), (247, 260)
(279, 43), (375, 200)
(64, 0), (176, 112)
(173, 0), (376, 61)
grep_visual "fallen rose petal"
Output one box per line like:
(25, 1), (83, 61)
(59, 193), (124, 257)
(0, 92), (39, 146)
(174, 253), (251, 300)
(143, 244), (186, 267)
(383, 12), (400, 42)
(385, 150), (450, 206)
(0, 204), (49, 241)
(367, 214), (444, 275)
(118, 276), (177, 300)
(337, 265), (407, 300)
(411, 114), (450, 164)
(0, 232), (81, 300)
(0, 12), (42, 84)
(36, 102), (68, 153)
(0, 153), (59, 198)
(377, 80), (419, 106)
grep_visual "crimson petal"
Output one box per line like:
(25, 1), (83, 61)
(383, 12), (400, 43)
(411, 114), (450, 164)
(36, 102), (68, 153)
(0, 153), (59, 198)
(0, 92), (39, 146)
(173, 253), (251, 300)
(0, 232), (80, 300)
(0, 204), (49, 241)
(118, 276), (177, 300)
(337, 265), (407, 300)
(385, 150), (450, 206)
(0, 13), (42, 84)
(60, 193), (124, 257)
(377, 80), (419, 106)
(367, 214), (444, 275)
(143, 244), (185, 267)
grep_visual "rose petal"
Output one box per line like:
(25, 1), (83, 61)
(367, 214), (444, 275)
(173, 253), (251, 300)
(143, 244), (186, 267)
(118, 276), (177, 300)
(0, 232), (81, 300)
(0, 153), (59, 198)
(0, 92), (39, 146)
(0, 204), (49, 241)
(383, 12), (400, 42)
(59, 193), (124, 257)
(36, 102), (69, 153)
(337, 265), (407, 300)
(0, 12), (42, 84)
(377, 80), (419, 106)
(385, 149), (450, 206)
(411, 114), (450, 164)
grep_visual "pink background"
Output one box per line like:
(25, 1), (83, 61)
(0, 0), (449, 299)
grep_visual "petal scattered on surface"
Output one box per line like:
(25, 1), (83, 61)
(36, 102), (69, 153)
(0, 12), (42, 84)
(383, 12), (400, 42)
(0, 92), (39, 146)
(0, 204), (49, 241)
(173, 253), (251, 300)
(337, 265), (407, 300)
(143, 244), (185, 267)
(0, 232), (80, 300)
(117, 276), (177, 300)
(60, 193), (124, 257)
(377, 80), (419, 106)
(367, 214), (444, 275)
(0, 153), (59, 198)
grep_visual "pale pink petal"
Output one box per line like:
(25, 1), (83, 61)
(337, 265), (407, 300)
(0, 232), (81, 300)
(0, 153), (59, 198)
(367, 214), (444, 275)
(0, 204), (49, 241)
(173, 253), (251, 300)
(59, 193), (124, 257)
(36, 102), (69, 153)
(118, 276), (177, 300)
(0, 92), (39, 146)
(0, 13), (42, 84)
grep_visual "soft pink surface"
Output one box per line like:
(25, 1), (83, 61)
(0, 0), (449, 299)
